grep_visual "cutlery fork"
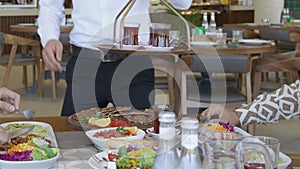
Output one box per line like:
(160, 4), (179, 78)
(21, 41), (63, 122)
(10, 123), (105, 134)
(92, 154), (116, 169)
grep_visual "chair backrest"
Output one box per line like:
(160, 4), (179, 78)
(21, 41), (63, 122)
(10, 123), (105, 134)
(259, 29), (290, 42)
(260, 29), (295, 52)
(190, 54), (249, 73)
(0, 32), (4, 45)
(256, 51), (300, 72)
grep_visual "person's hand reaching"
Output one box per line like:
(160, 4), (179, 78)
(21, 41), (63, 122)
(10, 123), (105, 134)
(200, 104), (240, 126)
(0, 87), (20, 114)
(42, 39), (64, 72)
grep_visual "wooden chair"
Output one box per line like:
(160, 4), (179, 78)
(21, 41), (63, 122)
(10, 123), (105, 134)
(259, 29), (296, 82)
(252, 51), (299, 98)
(181, 54), (252, 115)
(0, 32), (43, 96)
(51, 33), (72, 101)
(181, 54), (257, 135)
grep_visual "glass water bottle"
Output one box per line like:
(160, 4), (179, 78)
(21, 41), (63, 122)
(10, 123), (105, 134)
(202, 12), (209, 32)
(153, 111), (178, 169)
(177, 117), (202, 169)
(209, 12), (216, 32)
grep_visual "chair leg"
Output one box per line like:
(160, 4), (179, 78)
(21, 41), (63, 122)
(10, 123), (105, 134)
(247, 124), (256, 135)
(237, 73), (243, 90)
(275, 72), (280, 83)
(38, 59), (45, 97)
(263, 72), (268, 82)
(36, 59), (44, 97)
(245, 72), (252, 103)
(2, 45), (17, 87)
(2, 66), (12, 87)
(32, 65), (36, 85)
(287, 71), (299, 83)
(51, 70), (57, 101)
(23, 66), (28, 91)
(253, 72), (262, 99)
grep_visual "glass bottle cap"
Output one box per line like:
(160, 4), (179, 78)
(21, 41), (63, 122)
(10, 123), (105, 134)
(159, 111), (176, 123)
(181, 117), (199, 129)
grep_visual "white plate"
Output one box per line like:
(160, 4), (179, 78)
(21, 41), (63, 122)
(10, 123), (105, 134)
(146, 127), (180, 139)
(143, 46), (174, 51)
(17, 23), (36, 27)
(85, 127), (145, 150)
(121, 44), (143, 50)
(238, 39), (271, 45)
(0, 121), (59, 169)
(88, 151), (110, 169)
(190, 41), (217, 47)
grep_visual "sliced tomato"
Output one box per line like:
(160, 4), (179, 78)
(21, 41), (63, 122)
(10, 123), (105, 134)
(109, 120), (131, 127)
(108, 153), (116, 161)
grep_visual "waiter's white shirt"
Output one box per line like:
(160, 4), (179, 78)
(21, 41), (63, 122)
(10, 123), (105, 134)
(37, 0), (192, 49)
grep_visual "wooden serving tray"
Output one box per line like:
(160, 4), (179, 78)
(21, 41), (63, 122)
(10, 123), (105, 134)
(67, 107), (155, 131)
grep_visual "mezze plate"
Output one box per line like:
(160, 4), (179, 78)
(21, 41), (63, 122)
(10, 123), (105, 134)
(0, 121), (59, 169)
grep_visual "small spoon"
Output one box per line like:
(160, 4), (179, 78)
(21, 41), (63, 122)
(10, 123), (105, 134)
(17, 109), (35, 120)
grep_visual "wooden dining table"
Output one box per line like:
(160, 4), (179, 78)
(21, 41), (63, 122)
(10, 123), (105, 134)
(10, 24), (73, 34)
(223, 23), (300, 56)
(0, 115), (298, 168)
(97, 42), (276, 115)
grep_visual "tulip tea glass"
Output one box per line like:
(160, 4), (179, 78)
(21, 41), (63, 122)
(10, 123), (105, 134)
(123, 22), (140, 45)
(149, 23), (171, 47)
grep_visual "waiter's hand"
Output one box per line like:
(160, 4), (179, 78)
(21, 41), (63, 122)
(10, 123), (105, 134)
(0, 87), (20, 114)
(42, 39), (63, 72)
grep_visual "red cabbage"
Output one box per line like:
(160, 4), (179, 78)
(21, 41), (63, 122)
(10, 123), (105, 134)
(0, 150), (33, 161)
(219, 121), (234, 132)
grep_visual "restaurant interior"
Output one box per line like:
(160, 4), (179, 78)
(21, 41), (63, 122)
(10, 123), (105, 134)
(0, 0), (300, 168)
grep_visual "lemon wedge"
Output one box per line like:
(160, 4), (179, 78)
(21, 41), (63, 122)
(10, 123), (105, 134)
(125, 126), (138, 134)
(88, 117), (111, 127)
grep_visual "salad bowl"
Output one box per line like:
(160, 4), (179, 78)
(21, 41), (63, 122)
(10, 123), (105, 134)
(0, 121), (59, 169)
(85, 127), (145, 150)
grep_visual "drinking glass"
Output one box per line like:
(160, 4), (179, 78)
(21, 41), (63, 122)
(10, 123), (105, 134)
(232, 30), (243, 44)
(242, 136), (280, 169)
(149, 23), (171, 47)
(123, 22), (140, 45)
(216, 32), (227, 47)
(169, 30), (180, 47)
(203, 138), (273, 169)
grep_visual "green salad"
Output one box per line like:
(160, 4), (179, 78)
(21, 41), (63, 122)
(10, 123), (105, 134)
(5, 123), (48, 137)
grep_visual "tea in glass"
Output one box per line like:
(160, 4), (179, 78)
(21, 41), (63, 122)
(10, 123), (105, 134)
(123, 22), (140, 45)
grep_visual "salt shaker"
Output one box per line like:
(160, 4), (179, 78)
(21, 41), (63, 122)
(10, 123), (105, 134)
(153, 111), (178, 169)
(177, 117), (202, 169)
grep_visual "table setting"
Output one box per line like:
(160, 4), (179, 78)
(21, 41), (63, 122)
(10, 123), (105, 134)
(0, 105), (294, 169)
(1, 0), (297, 168)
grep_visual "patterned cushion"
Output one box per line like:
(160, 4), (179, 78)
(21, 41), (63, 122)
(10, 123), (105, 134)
(236, 80), (300, 125)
